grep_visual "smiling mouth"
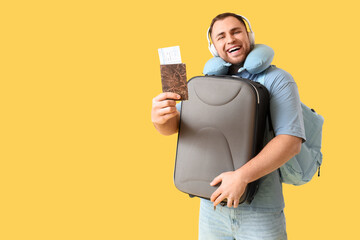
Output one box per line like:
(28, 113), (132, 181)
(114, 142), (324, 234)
(227, 46), (241, 53)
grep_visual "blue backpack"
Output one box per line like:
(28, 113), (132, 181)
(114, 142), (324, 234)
(203, 44), (324, 186)
(281, 103), (324, 185)
(257, 74), (324, 186)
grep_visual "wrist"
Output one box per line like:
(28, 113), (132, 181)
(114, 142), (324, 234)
(235, 167), (251, 185)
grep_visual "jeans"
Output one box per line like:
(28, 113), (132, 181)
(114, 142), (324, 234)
(198, 199), (287, 240)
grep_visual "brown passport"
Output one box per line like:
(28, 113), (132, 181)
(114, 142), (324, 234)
(160, 63), (188, 100)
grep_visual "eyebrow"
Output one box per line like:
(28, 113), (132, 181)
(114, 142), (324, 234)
(214, 27), (243, 39)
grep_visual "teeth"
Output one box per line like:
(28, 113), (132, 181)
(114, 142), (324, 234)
(229, 47), (240, 53)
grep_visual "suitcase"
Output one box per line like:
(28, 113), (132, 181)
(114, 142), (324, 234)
(174, 75), (270, 204)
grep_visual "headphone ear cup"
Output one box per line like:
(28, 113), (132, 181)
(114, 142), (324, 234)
(248, 32), (255, 48)
(209, 43), (219, 57)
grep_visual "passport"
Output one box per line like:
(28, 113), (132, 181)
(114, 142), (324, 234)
(160, 63), (188, 100)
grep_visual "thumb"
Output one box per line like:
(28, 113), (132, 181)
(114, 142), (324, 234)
(210, 174), (223, 186)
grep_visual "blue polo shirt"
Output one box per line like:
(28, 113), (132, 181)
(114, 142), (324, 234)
(176, 65), (305, 212)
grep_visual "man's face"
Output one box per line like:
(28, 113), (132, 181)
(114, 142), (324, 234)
(211, 16), (251, 64)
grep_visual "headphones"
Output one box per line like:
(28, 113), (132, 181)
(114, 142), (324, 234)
(207, 14), (255, 57)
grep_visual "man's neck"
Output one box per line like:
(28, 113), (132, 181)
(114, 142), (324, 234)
(228, 63), (244, 75)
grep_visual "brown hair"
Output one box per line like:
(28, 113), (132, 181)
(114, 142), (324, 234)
(209, 12), (247, 38)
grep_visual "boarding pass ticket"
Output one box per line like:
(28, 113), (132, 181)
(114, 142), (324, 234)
(158, 46), (182, 65)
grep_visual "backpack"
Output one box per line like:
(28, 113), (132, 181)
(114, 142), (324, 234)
(257, 72), (324, 186)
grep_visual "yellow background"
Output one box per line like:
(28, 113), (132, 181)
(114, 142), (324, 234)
(1, 0), (359, 239)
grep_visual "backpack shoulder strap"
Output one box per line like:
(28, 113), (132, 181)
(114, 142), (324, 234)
(255, 70), (274, 132)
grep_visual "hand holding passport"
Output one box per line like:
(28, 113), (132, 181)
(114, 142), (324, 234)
(158, 46), (188, 100)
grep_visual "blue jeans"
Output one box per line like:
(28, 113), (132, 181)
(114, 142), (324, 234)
(199, 199), (287, 240)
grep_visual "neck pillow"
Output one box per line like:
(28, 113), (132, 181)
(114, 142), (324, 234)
(203, 44), (274, 75)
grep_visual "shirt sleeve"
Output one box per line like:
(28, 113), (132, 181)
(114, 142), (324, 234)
(263, 67), (306, 141)
(176, 102), (182, 112)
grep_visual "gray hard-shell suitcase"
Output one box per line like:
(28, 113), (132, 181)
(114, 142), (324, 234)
(174, 75), (270, 204)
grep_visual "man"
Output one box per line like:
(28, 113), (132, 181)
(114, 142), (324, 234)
(151, 12), (305, 240)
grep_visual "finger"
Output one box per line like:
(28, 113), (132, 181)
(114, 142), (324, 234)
(152, 101), (176, 116)
(210, 188), (222, 202)
(213, 193), (227, 207)
(160, 111), (179, 122)
(156, 99), (177, 109)
(210, 174), (222, 186)
(227, 198), (233, 208)
(233, 199), (239, 208)
(153, 92), (181, 102)
(159, 106), (177, 116)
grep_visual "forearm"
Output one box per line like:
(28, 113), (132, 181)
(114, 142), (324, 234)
(237, 134), (302, 184)
(153, 111), (180, 136)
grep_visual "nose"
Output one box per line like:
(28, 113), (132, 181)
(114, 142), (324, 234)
(226, 34), (235, 44)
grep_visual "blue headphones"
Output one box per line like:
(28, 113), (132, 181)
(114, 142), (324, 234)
(207, 15), (255, 57)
